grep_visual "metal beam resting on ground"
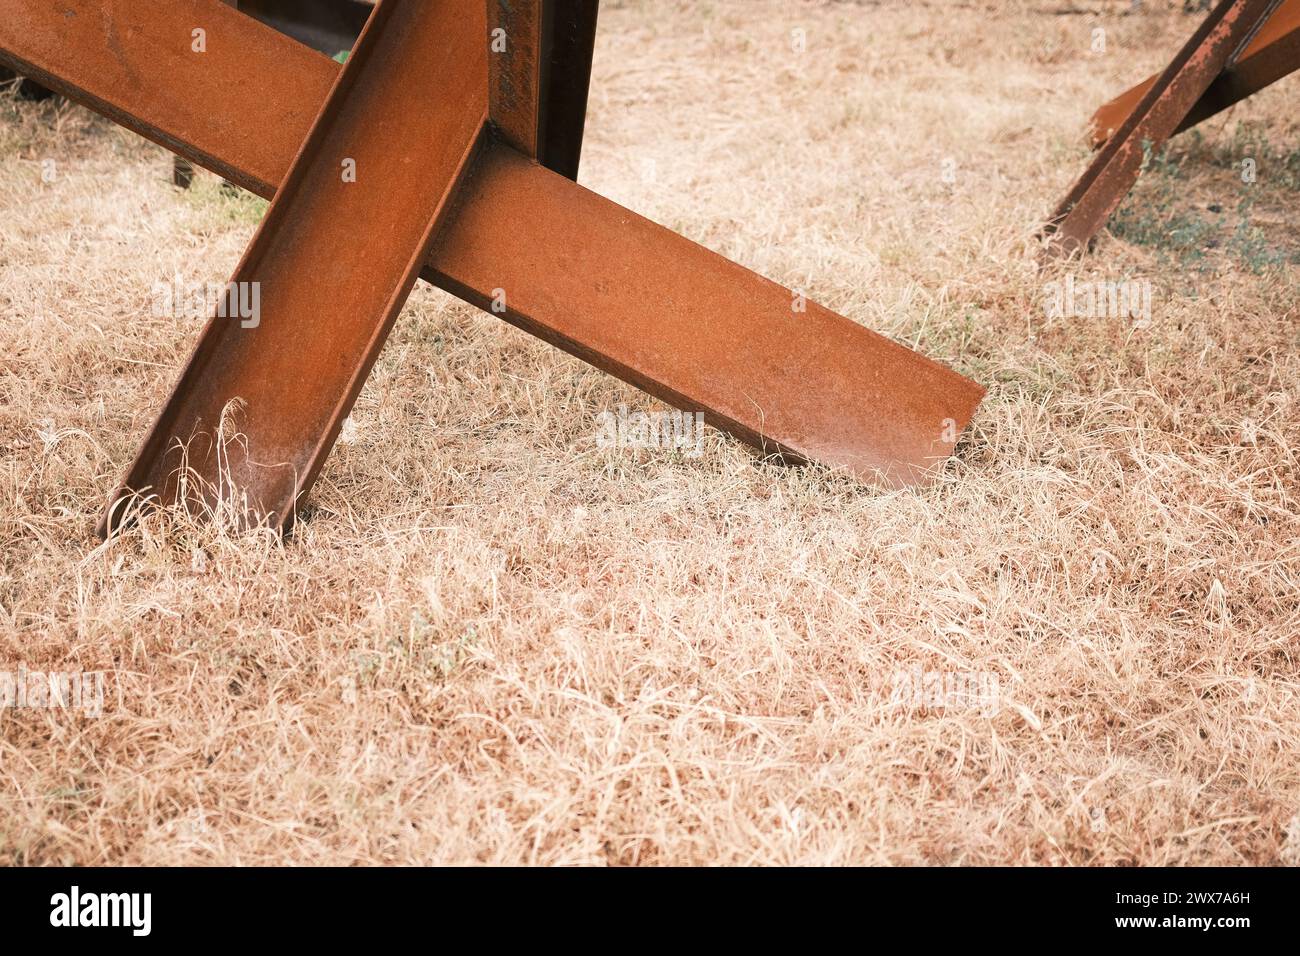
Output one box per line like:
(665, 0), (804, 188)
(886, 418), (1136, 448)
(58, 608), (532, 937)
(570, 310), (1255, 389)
(1042, 0), (1285, 259)
(0, 0), (986, 535)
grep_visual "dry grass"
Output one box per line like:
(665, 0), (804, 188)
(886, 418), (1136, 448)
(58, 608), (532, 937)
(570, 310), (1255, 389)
(2, 0), (1298, 865)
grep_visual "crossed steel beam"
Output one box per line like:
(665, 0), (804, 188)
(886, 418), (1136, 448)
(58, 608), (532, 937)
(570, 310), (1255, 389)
(1043, 0), (1294, 258)
(173, 0), (378, 188)
(108, 0), (491, 532)
(1089, 0), (1300, 149)
(0, 0), (984, 534)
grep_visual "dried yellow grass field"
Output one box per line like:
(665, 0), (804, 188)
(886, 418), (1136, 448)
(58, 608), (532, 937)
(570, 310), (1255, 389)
(1, 0), (1298, 866)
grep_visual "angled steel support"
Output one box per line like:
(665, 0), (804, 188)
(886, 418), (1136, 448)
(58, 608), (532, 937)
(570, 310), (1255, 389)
(1089, 0), (1300, 147)
(430, 143), (981, 490)
(486, 0), (600, 179)
(0, 0), (984, 534)
(488, 0), (548, 156)
(105, 0), (487, 533)
(1042, 0), (1283, 259)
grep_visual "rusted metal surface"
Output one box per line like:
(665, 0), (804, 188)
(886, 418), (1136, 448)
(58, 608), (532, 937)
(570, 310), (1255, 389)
(488, 0), (547, 157)
(1089, 0), (1300, 148)
(172, 0), (239, 189)
(1, 0), (984, 524)
(436, 144), (984, 485)
(170, 0), (364, 192)
(1043, 0), (1281, 259)
(0, 0), (331, 198)
(487, 0), (600, 179)
(103, 0), (487, 533)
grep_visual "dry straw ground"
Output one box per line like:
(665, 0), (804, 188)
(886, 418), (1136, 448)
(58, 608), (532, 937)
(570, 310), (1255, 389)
(2, 0), (1298, 865)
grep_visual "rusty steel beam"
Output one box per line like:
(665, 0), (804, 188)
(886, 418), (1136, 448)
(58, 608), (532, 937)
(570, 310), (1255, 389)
(173, 0), (241, 190)
(0, 0), (983, 521)
(0, 0), (331, 199)
(433, 144), (983, 486)
(103, 0), (487, 533)
(1089, 0), (1300, 147)
(239, 0), (599, 179)
(1043, 0), (1282, 258)
(488, 0), (548, 157)
(487, 1), (600, 179)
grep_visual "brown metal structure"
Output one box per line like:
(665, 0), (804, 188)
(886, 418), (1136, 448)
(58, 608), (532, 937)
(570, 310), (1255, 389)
(1043, 0), (1286, 258)
(0, 0), (985, 535)
(230, 0), (600, 180)
(1090, 0), (1300, 147)
(105, 0), (487, 533)
(485, 0), (600, 178)
(488, 0), (547, 157)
